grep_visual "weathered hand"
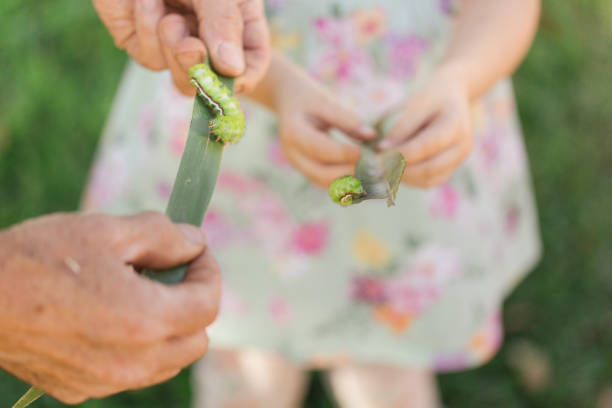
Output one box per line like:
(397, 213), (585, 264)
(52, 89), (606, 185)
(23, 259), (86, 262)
(382, 64), (474, 188)
(0, 212), (221, 404)
(92, 0), (270, 94)
(275, 59), (375, 188)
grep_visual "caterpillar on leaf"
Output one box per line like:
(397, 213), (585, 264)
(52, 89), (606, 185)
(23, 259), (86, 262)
(189, 64), (245, 144)
(328, 115), (407, 208)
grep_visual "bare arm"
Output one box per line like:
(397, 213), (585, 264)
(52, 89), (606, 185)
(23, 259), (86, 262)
(243, 51), (299, 111)
(444, 0), (541, 99)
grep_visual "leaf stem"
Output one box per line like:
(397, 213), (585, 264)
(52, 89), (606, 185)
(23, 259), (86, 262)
(12, 387), (44, 408)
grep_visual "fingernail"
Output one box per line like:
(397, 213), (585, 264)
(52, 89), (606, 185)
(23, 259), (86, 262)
(216, 42), (244, 73)
(178, 224), (206, 245)
(358, 125), (377, 138)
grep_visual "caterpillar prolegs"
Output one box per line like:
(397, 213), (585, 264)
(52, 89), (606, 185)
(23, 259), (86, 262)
(189, 64), (245, 144)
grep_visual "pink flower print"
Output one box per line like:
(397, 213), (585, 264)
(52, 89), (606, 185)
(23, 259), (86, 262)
(439, 0), (456, 15)
(269, 297), (291, 325)
(202, 209), (236, 249)
(505, 204), (521, 236)
(293, 221), (329, 255)
(266, 0), (286, 12)
(476, 125), (527, 194)
(156, 181), (172, 199)
(310, 47), (372, 83)
(385, 276), (441, 315)
(217, 171), (264, 195)
(314, 17), (352, 46)
(470, 312), (504, 363)
(337, 75), (406, 122)
(269, 139), (291, 168)
(386, 33), (429, 79)
(351, 7), (386, 44)
(430, 184), (459, 219)
(434, 353), (470, 373)
(479, 128), (502, 169)
(351, 276), (387, 304)
(310, 16), (373, 82)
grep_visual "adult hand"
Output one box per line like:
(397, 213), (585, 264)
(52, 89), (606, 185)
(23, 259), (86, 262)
(0, 212), (221, 404)
(381, 64), (474, 188)
(273, 58), (376, 188)
(92, 0), (271, 94)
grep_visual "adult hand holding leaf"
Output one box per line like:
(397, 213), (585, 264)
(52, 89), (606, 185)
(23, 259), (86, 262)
(92, 0), (271, 94)
(1, 213), (221, 405)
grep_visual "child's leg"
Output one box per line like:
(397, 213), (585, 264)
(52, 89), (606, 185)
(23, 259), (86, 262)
(327, 364), (440, 408)
(192, 349), (308, 408)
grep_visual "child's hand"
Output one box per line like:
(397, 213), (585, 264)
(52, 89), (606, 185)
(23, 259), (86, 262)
(275, 68), (376, 188)
(381, 65), (473, 188)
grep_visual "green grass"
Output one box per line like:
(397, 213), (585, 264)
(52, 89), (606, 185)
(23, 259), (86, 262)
(1, 0), (612, 406)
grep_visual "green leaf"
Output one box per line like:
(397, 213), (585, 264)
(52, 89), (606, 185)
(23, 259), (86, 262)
(353, 146), (406, 206)
(143, 74), (234, 284)
(12, 387), (44, 408)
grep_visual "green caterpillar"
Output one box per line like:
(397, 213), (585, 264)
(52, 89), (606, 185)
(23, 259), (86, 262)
(189, 64), (245, 144)
(329, 175), (365, 206)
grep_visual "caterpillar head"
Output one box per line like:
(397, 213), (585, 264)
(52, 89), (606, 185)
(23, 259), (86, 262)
(329, 176), (365, 206)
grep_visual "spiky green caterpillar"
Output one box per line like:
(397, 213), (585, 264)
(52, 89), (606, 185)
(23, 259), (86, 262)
(329, 175), (365, 206)
(189, 64), (245, 144)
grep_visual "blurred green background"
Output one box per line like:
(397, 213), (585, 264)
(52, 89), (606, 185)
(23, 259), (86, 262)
(1, 0), (612, 406)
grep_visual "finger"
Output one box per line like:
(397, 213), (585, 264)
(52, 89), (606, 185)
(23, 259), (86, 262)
(158, 248), (222, 333)
(174, 36), (208, 77)
(144, 330), (209, 375)
(383, 90), (437, 147)
(288, 119), (361, 165)
(234, 0), (271, 93)
(1, 361), (88, 405)
(159, 13), (199, 95)
(100, 332), (206, 392)
(195, 0), (245, 76)
(401, 143), (469, 188)
(285, 147), (355, 188)
(396, 108), (463, 165)
(315, 98), (376, 141)
(134, 0), (166, 70)
(112, 211), (207, 269)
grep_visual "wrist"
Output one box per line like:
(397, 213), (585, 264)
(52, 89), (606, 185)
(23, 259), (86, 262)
(434, 59), (474, 98)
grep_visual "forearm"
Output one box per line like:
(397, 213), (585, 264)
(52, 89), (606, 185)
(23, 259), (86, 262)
(243, 52), (304, 112)
(441, 0), (541, 99)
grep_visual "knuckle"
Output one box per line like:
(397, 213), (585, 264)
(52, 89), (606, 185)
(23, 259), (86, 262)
(139, 210), (169, 226)
(56, 392), (88, 405)
(158, 14), (184, 38)
(120, 314), (168, 344)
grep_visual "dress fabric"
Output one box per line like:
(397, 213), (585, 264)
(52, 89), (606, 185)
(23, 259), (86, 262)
(83, 0), (541, 372)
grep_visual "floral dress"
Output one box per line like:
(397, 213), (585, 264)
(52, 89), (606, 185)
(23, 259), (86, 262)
(83, 0), (541, 372)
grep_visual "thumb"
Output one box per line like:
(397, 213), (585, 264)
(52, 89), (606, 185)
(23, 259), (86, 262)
(113, 212), (207, 269)
(194, 0), (245, 76)
(317, 100), (376, 141)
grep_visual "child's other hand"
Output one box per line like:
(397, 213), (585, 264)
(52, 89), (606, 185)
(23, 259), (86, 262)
(275, 70), (376, 188)
(381, 65), (473, 188)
